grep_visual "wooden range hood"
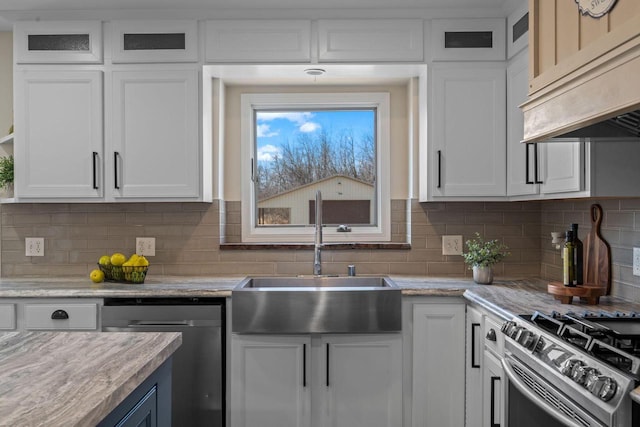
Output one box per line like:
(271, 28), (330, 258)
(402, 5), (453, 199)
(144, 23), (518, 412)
(521, 0), (640, 142)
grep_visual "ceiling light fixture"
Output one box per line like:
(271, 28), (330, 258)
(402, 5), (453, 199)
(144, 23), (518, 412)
(304, 68), (326, 76)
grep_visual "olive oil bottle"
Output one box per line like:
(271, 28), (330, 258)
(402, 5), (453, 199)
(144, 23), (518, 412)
(570, 223), (584, 285)
(563, 230), (576, 287)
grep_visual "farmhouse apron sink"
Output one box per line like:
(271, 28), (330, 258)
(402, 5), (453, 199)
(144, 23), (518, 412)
(231, 276), (402, 334)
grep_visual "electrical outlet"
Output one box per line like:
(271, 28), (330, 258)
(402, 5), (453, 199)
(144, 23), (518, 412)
(136, 237), (156, 256)
(634, 247), (640, 276)
(442, 235), (463, 256)
(25, 238), (44, 257)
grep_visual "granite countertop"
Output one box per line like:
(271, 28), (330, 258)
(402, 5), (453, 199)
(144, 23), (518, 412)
(0, 331), (181, 426)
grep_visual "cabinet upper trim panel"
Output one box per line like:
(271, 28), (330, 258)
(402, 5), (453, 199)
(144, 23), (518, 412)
(111, 20), (199, 63)
(14, 21), (103, 64)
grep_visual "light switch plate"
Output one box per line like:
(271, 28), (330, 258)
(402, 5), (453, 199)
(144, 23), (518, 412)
(442, 235), (463, 255)
(633, 247), (640, 276)
(25, 237), (44, 256)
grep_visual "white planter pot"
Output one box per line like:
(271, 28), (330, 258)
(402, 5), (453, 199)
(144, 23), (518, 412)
(472, 265), (493, 284)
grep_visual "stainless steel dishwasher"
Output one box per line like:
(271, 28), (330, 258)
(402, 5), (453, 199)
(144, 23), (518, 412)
(102, 297), (225, 427)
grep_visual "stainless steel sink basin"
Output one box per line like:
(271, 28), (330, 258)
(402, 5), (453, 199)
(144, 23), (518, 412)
(231, 276), (402, 334)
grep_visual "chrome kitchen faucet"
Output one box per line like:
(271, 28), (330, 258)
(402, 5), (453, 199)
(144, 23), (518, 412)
(313, 190), (323, 275)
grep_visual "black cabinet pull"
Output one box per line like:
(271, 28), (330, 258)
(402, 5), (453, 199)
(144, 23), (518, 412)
(437, 150), (442, 189)
(326, 343), (330, 387)
(491, 376), (500, 427)
(471, 323), (481, 368)
(92, 152), (98, 189)
(525, 143), (533, 184)
(303, 343), (307, 387)
(114, 152), (120, 189)
(534, 143), (543, 184)
(51, 309), (69, 320)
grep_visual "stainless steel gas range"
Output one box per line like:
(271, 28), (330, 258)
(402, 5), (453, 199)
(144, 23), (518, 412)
(500, 311), (640, 427)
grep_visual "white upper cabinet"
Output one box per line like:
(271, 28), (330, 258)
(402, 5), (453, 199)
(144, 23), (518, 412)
(205, 20), (311, 63)
(317, 19), (424, 62)
(506, 49), (538, 197)
(430, 19), (506, 61)
(507, 1), (529, 59)
(423, 63), (506, 200)
(110, 69), (200, 199)
(110, 20), (198, 63)
(15, 70), (104, 199)
(14, 21), (103, 64)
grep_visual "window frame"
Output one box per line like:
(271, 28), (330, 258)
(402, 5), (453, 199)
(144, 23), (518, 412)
(241, 92), (391, 243)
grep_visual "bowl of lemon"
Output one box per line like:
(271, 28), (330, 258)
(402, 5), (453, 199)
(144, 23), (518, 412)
(94, 252), (150, 284)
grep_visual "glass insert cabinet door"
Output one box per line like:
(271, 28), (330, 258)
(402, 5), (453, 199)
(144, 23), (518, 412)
(14, 21), (103, 63)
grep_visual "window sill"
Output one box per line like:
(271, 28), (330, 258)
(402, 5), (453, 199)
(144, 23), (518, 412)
(219, 242), (411, 251)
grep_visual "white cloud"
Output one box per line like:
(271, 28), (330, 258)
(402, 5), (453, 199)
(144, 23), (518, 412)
(299, 122), (321, 133)
(257, 111), (313, 125)
(257, 123), (278, 138)
(257, 144), (281, 162)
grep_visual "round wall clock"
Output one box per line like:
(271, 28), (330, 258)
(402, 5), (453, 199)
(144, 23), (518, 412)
(575, 0), (619, 18)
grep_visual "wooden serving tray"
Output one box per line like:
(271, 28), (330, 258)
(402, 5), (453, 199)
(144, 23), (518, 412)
(547, 282), (606, 305)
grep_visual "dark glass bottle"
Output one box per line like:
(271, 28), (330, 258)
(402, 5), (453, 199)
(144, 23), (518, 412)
(563, 230), (576, 287)
(570, 223), (584, 285)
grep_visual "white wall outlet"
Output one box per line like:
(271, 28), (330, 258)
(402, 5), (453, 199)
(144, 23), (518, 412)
(633, 247), (640, 276)
(25, 238), (44, 257)
(136, 237), (156, 256)
(442, 235), (463, 256)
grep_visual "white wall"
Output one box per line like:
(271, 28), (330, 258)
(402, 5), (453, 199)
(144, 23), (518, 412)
(223, 83), (410, 200)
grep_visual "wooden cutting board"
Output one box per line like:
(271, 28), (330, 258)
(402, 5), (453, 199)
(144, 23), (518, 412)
(583, 204), (611, 294)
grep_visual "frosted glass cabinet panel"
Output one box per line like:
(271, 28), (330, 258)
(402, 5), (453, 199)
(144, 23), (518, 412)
(14, 21), (103, 63)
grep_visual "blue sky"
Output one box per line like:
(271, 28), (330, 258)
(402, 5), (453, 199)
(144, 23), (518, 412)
(256, 110), (374, 162)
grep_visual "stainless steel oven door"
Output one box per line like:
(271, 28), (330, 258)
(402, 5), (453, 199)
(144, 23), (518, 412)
(502, 353), (607, 427)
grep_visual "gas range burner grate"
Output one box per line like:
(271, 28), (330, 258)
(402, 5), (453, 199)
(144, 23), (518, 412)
(524, 311), (640, 378)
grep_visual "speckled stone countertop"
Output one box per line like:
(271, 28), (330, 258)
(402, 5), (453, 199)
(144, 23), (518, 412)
(0, 275), (639, 405)
(0, 331), (181, 426)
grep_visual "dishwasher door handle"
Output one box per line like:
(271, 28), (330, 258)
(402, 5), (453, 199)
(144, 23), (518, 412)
(122, 320), (222, 328)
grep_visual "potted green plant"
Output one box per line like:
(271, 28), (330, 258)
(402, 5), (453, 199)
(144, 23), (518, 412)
(0, 155), (14, 197)
(462, 232), (509, 284)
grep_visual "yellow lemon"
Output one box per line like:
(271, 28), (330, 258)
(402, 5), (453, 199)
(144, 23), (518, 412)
(90, 269), (105, 283)
(98, 255), (111, 266)
(128, 253), (140, 263)
(134, 255), (150, 267)
(110, 253), (126, 266)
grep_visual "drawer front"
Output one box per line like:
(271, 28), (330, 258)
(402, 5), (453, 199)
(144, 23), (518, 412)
(0, 304), (16, 330)
(24, 304), (98, 330)
(484, 315), (504, 356)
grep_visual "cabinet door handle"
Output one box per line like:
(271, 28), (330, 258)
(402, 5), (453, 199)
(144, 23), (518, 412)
(525, 143), (533, 184)
(326, 343), (330, 387)
(303, 343), (307, 388)
(114, 152), (120, 190)
(92, 152), (99, 189)
(491, 376), (501, 427)
(534, 143), (543, 184)
(51, 309), (69, 320)
(437, 150), (442, 189)
(486, 329), (497, 342)
(471, 323), (481, 368)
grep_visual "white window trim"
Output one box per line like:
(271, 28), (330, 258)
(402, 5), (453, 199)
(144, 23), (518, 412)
(241, 92), (391, 243)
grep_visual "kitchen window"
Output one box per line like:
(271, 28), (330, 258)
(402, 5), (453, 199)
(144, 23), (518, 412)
(241, 92), (390, 243)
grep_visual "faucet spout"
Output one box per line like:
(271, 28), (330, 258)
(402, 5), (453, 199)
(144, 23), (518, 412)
(313, 190), (323, 275)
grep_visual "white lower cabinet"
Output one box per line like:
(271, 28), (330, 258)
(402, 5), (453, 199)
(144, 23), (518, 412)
(0, 298), (102, 331)
(465, 304), (506, 427)
(465, 305), (484, 427)
(411, 301), (466, 427)
(230, 333), (402, 427)
(482, 351), (504, 427)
